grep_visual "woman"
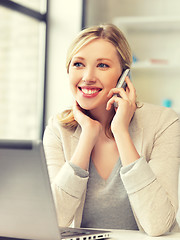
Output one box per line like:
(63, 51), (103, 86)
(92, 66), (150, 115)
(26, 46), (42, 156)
(43, 24), (180, 236)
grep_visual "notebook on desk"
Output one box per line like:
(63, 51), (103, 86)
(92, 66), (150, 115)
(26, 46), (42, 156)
(0, 139), (111, 240)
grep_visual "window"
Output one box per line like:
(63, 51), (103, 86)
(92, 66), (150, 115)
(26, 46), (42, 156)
(0, 0), (48, 139)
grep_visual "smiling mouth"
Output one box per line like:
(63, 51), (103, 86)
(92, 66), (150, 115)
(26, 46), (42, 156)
(78, 87), (102, 96)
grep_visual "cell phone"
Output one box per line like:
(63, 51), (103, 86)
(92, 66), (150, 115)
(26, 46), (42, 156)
(113, 68), (130, 108)
(116, 68), (130, 90)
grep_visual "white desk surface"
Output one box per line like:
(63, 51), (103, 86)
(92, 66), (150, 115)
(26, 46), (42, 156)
(110, 230), (180, 240)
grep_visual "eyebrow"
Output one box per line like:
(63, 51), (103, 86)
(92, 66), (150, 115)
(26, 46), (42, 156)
(72, 56), (85, 61)
(72, 56), (113, 62)
(97, 58), (113, 62)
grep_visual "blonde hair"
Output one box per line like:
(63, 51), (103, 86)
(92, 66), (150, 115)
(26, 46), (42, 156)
(59, 24), (133, 137)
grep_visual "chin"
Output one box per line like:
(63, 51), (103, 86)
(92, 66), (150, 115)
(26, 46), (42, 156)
(79, 104), (93, 111)
(77, 99), (107, 112)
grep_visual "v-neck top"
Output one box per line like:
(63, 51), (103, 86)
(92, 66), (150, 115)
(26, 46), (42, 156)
(80, 158), (138, 230)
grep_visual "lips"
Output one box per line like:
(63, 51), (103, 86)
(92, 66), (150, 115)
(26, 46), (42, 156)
(78, 86), (102, 98)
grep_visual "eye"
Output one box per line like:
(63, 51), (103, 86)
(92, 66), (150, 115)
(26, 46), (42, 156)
(97, 63), (109, 68)
(73, 62), (84, 68)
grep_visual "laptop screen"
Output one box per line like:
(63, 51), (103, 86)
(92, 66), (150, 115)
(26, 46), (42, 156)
(0, 139), (61, 240)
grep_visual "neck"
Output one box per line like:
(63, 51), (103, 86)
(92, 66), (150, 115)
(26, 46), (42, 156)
(88, 105), (115, 130)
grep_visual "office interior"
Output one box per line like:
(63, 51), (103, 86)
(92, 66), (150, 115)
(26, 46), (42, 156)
(0, 0), (180, 230)
(1, 0), (180, 140)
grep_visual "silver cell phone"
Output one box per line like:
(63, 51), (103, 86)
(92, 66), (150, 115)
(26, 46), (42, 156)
(116, 68), (130, 89)
(113, 68), (130, 108)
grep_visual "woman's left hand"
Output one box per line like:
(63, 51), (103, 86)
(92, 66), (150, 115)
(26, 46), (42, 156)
(106, 76), (137, 134)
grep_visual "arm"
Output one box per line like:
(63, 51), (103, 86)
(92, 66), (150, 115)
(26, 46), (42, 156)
(43, 116), (88, 227)
(121, 110), (180, 236)
(43, 104), (102, 227)
(107, 77), (180, 236)
(107, 76), (139, 166)
(70, 101), (102, 169)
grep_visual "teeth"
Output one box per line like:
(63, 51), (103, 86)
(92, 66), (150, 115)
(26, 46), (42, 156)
(81, 88), (99, 94)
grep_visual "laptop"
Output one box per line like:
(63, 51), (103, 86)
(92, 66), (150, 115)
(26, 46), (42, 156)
(0, 139), (111, 240)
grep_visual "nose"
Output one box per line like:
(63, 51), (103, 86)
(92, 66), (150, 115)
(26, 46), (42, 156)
(82, 68), (97, 84)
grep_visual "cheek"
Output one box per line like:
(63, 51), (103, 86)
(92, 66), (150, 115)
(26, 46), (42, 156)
(69, 69), (81, 85)
(105, 75), (119, 90)
(112, 71), (122, 88)
(68, 73), (80, 97)
(113, 77), (119, 88)
(69, 74), (77, 89)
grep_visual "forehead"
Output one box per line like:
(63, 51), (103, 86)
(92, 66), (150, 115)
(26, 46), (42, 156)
(73, 39), (119, 60)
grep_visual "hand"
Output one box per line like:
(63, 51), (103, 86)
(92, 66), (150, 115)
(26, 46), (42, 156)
(106, 77), (136, 134)
(73, 101), (102, 141)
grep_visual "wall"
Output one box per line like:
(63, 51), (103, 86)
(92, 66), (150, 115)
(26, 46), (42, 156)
(85, 0), (180, 26)
(45, 0), (82, 124)
(84, 0), (180, 115)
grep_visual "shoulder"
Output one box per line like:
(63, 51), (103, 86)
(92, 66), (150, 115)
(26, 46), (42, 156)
(43, 113), (82, 163)
(44, 113), (81, 142)
(133, 102), (179, 129)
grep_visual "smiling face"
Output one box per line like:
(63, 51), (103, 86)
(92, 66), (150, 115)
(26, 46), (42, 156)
(68, 39), (122, 111)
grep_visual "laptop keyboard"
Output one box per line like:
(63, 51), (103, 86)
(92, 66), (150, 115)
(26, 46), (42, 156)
(60, 227), (91, 237)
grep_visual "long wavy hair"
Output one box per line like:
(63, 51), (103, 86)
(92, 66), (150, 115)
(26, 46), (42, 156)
(59, 24), (133, 138)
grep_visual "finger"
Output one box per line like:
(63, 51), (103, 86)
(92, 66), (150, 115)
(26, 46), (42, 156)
(107, 90), (130, 111)
(73, 101), (82, 118)
(73, 101), (79, 111)
(74, 101), (84, 111)
(108, 87), (128, 99)
(107, 88), (117, 98)
(126, 86), (130, 94)
(125, 77), (136, 102)
(106, 95), (121, 110)
(107, 76), (131, 98)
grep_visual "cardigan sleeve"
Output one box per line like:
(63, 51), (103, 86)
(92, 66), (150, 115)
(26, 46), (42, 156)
(120, 108), (180, 236)
(43, 116), (88, 227)
(120, 157), (156, 194)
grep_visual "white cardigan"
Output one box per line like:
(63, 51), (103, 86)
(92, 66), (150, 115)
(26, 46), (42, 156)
(43, 102), (180, 236)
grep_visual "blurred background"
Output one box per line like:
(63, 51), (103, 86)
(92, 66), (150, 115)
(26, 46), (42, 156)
(0, 0), (180, 225)
(0, 0), (180, 140)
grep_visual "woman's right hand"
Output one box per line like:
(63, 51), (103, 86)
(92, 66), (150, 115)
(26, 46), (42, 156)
(73, 101), (102, 143)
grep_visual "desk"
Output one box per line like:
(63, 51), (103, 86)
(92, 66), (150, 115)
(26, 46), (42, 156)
(110, 230), (180, 240)
(0, 230), (180, 240)
(0, 229), (180, 240)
